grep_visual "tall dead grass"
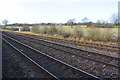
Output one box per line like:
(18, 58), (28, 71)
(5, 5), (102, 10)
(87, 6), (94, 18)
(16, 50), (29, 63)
(83, 28), (118, 42)
(31, 25), (118, 42)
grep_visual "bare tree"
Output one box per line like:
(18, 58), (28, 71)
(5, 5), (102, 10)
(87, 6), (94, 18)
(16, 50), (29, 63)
(96, 20), (102, 27)
(110, 13), (118, 26)
(96, 19), (109, 28)
(102, 20), (109, 28)
(2, 19), (8, 27)
(81, 17), (90, 23)
(67, 19), (76, 28)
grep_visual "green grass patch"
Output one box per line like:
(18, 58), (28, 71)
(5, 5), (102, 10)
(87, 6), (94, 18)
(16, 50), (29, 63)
(112, 25), (120, 28)
(5, 26), (22, 28)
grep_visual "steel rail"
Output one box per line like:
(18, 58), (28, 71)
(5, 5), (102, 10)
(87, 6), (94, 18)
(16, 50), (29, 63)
(40, 35), (120, 48)
(2, 38), (59, 80)
(39, 36), (119, 52)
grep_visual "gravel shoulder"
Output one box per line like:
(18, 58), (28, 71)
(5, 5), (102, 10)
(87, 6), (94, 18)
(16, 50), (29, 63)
(2, 40), (52, 79)
(2, 41), (25, 78)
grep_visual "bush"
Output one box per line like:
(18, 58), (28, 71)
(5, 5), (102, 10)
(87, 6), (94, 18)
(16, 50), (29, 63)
(39, 26), (48, 34)
(84, 28), (117, 41)
(31, 25), (118, 42)
(31, 25), (41, 33)
(21, 26), (30, 31)
(85, 28), (101, 40)
(101, 28), (117, 41)
(47, 26), (57, 34)
(31, 25), (58, 34)
(73, 29), (83, 38)
(62, 32), (71, 38)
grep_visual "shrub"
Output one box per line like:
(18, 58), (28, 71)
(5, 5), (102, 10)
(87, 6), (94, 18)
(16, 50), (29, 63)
(84, 28), (117, 41)
(31, 25), (41, 33)
(85, 28), (101, 40)
(31, 25), (118, 42)
(62, 32), (71, 38)
(101, 28), (118, 41)
(73, 29), (83, 38)
(21, 26), (30, 31)
(39, 26), (48, 34)
(47, 26), (57, 34)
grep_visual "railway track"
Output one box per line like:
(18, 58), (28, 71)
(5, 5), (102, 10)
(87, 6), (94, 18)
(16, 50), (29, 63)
(3, 32), (119, 68)
(49, 38), (119, 52)
(2, 40), (55, 78)
(2, 39), (59, 79)
(26, 33), (119, 53)
(2, 34), (101, 79)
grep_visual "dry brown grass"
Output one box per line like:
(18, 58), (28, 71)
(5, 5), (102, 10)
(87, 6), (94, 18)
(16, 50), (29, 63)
(14, 25), (119, 46)
(82, 28), (118, 42)
(14, 30), (118, 45)
(18, 25), (118, 43)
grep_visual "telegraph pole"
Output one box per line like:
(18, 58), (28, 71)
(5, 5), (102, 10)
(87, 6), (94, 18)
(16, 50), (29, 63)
(118, 1), (120, 23)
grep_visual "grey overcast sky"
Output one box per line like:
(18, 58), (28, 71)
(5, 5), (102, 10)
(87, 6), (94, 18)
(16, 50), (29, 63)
(0, 0), (119, 24)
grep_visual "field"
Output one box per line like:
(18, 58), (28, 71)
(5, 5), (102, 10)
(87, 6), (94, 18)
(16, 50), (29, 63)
(30, 25), (118, 41)
(4, 25), (119, 44)
(112, 25), (120, 28)
(14, 25), (118, 45)
(5, 26), (22, 28)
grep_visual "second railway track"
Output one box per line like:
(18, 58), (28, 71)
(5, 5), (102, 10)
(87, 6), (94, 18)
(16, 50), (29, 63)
(2, 34), (101, 79)
(15, 32), (119, 52)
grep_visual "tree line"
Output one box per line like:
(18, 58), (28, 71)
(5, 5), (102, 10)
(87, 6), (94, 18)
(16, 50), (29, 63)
(1, 13), (119, 28)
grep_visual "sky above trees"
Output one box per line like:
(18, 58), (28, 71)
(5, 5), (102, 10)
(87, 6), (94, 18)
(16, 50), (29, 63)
(0, 0), (119, 24)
